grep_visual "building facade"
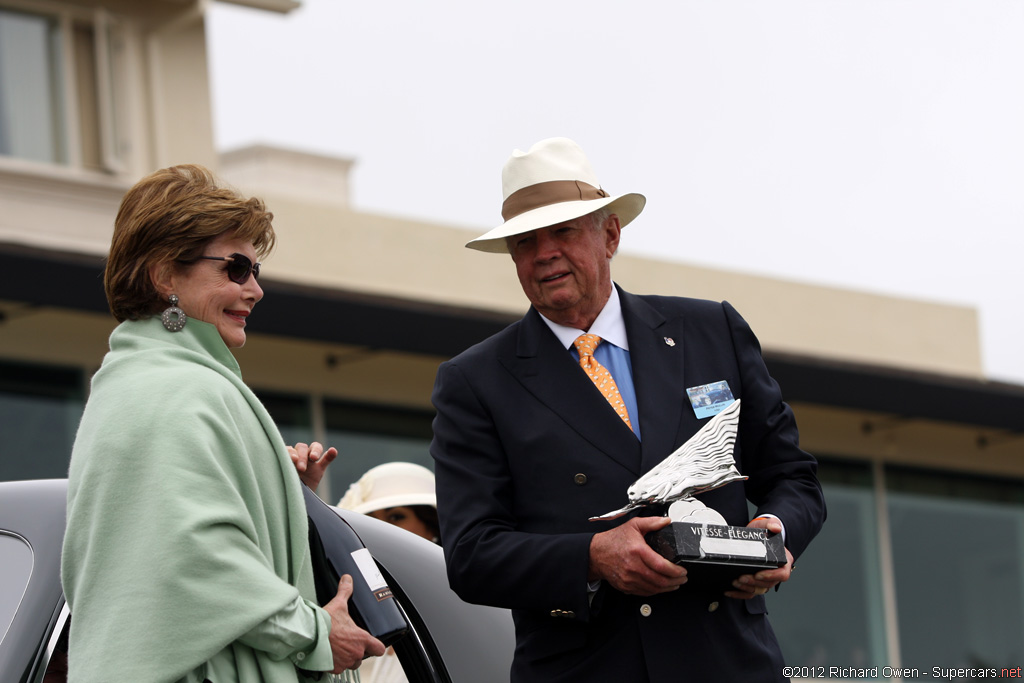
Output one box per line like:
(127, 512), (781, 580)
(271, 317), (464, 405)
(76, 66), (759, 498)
(2, 0), (1023, 678)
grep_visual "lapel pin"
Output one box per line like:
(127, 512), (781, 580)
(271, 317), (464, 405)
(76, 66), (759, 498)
(664, 337), (675, 347)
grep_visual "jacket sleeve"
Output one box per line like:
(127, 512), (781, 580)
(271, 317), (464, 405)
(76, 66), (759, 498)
(723, 300), (826, 560)
(430, 358), (596, 621)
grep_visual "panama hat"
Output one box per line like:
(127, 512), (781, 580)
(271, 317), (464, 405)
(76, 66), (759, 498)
(466, 137), (646, 253)
(337, 462), (437, 514)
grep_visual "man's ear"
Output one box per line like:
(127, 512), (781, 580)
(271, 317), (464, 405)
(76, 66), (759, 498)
(149, 261), (175, 299)
(603, 213), (622, 258)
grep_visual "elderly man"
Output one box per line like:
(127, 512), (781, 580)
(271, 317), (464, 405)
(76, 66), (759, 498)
(430, 137), (825, 682)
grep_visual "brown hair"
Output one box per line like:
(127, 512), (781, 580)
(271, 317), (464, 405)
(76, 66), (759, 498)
(104, 164), (276, 322)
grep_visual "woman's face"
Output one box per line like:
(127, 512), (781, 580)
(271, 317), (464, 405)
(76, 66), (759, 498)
(369, 506), (435, 541)
(166, 233), (264, 349)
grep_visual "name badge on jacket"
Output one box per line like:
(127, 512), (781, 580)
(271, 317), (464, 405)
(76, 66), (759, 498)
(686, 381), (735, 419)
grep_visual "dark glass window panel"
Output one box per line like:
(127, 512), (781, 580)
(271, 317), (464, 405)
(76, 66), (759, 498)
(253, 390), (312, 448)
(0, 361), (83, 481)
(769, 458), (888, 669)
(888, 466), (1024, 670)
(323, 400), (433, 506)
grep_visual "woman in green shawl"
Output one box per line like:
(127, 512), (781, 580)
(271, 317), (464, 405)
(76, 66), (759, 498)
(61, 165), (386, 682)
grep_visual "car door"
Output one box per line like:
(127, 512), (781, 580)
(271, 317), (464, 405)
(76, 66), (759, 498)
(313, 499), (516, 682)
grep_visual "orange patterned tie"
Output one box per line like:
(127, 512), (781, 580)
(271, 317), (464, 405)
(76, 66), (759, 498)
(574, 334), (633, 431)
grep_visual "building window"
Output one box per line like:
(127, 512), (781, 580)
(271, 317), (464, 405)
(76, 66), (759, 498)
(0, 9), (62, 163)
(0, 4), (125, 172)
(770, 458), (1024, 674)
(886, 466), (1024, 671)
(322, 399), (434, 506)
(256, 390), (313, 449)
(769, 458), (889, 670)
(0, 360), (84, 481)
(251, 392), (434, 505)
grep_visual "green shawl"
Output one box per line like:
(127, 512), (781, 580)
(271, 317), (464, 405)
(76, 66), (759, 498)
(62, 317), (330, 683)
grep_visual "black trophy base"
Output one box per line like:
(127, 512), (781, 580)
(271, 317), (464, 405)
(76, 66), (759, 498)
(645, 521), (787, 592)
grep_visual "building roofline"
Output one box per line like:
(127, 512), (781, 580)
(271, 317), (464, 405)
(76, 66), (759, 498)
(214, 0), (301, 15)
(765, 352), (1023, 433)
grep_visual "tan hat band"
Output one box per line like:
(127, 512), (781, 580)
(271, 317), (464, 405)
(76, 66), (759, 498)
(501, 180), (609, 221)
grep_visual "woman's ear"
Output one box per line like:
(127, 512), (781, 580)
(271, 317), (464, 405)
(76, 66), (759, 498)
(149, 261), (175, 299)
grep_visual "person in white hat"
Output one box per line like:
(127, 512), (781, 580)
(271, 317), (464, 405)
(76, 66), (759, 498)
(338, 462), (440, 544)
(430, 138), (825, 682)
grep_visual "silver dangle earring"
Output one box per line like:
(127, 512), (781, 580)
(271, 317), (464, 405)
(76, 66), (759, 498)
(161, 294), (187, 332)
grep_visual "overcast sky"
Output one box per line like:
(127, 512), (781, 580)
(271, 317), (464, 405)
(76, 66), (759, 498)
(207, 0), (1024, 384)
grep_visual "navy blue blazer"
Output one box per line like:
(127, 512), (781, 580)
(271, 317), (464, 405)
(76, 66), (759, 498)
(430, 287), (825, 682)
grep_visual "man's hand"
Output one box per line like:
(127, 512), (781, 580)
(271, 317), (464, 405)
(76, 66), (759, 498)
(324, 575), (387, 672)
(287, 441), (338, 492)
(588, 516), (687, 596)
(725, 517), (794, 599)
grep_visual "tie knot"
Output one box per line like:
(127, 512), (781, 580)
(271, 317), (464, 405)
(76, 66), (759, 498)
(574, 333), (602, 359)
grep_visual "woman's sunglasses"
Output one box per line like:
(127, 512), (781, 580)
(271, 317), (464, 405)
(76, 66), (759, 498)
(197, 253), (261, 284)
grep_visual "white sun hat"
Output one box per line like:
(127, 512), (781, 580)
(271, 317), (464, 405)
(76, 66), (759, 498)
(337, 462), (437, 514)
(466, 137), (646, 253)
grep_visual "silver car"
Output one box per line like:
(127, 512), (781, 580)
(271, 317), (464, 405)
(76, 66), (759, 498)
(0, 479), (514, 683)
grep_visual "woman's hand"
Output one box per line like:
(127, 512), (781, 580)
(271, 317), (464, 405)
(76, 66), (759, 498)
(287, 441), (338, 492)
(324, 575), (386, 671)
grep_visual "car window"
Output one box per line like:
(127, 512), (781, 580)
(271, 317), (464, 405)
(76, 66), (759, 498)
(382, 567), (448, 683)
(0, 532), (34, 643)
(42, 606), (70, 683)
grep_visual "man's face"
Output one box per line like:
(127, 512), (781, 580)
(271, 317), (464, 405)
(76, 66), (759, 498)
(507, 212), (620, 329)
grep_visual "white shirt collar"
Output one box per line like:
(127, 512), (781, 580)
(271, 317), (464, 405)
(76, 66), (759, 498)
(538, 285), (629, 351)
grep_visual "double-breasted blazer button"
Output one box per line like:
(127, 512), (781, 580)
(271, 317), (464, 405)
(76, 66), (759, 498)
(574, 473), (587, 485)
(708, 601), (719, 612)
(640, 604), (652, 617)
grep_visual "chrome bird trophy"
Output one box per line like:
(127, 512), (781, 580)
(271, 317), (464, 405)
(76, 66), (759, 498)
(590, 399), (745, 523)
(590, 399), (787, 586)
